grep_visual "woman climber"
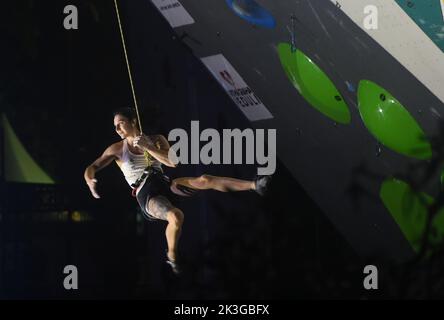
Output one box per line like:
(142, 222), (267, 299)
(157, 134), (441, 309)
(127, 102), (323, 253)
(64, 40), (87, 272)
(83, 108), (271, 274)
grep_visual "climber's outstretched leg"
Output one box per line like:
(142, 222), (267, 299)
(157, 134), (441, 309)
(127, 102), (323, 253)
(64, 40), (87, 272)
(171, 174), (272, 195)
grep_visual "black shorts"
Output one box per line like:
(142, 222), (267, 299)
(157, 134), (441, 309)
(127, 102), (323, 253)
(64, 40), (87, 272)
(135, 171), (176, 221)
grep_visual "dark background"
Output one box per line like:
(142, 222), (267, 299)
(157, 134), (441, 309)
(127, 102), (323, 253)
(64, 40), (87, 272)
(0, 0), (372, 299)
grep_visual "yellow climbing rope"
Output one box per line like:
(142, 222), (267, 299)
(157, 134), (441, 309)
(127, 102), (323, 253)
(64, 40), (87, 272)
(113, 0), (153, 167)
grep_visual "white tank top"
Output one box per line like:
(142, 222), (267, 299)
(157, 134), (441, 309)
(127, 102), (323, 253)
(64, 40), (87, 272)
(118, 139), (162, 187)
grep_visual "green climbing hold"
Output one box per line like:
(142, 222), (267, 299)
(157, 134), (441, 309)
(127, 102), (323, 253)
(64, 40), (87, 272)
(277, 42), (351, 124)
(380, 178), (444, 253)
(357, 80), (432, 160)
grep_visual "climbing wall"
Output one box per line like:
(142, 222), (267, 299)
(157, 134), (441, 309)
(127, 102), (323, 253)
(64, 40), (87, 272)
(140, 0), (444, 261)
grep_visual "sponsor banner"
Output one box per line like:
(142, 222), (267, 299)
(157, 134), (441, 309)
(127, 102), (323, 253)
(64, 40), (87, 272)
(201, 54), (273, 122)
(150, 0), (194, 28)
